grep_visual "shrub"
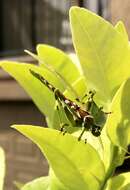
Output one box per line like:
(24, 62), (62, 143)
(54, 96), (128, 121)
(1, 6), (130, 190)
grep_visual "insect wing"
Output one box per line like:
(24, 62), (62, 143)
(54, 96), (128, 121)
(89, 101), (106, 126)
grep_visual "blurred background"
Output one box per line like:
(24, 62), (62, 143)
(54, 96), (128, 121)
(0, 0), (129, 189)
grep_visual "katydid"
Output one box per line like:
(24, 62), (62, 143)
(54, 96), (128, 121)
(30, 69), (106, 140)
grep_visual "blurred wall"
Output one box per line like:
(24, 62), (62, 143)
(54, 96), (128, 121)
(110, 0), (130, 36)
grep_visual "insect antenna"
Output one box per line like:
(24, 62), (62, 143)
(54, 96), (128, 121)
(26, 50), (79, 98)
(30, 69), (56, 92)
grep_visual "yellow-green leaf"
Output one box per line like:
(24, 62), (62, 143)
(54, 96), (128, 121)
(12, 125), (105, 190)
(104, 172), (130, 190)
(0, 62), (65, 125)
(70, 7), (130, 105)
(106, 78), (130, 148)
(37, 44), (81, 86)
(115, 21), (129, 42)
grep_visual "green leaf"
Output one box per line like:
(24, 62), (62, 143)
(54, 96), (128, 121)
(64, 76), (87, 100)
(92, 128), (115, 172)
(0, 57), (81, 128)
(26, 47), (80, 99)
(70, 7), (130, 105)
(106, 78), (130, 148)
(14, 181), (24, 189)
(37, 44), (81, 84)
(0, 147), (5, 190)
(12, 125), (105, 190)
(0, 62), (65, 126)
(72, 126), (117, 178)
(49, 169), (69, 190)
(115, 21), (129, 42)
(36, 44), (81, 98)
(20, 172), (68, 190)
(104, 172), (130, 190)
(21, 177), (50, 190)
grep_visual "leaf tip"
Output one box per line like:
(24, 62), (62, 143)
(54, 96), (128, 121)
(69, 6), (79, 16)
(10, 124), (30, 131)
(11, 124), (17, 129)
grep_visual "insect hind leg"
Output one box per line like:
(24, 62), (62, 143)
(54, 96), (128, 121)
(75, 94), (87, 105)
(78, 127), (86, 141)
(55, 99), (69, 136)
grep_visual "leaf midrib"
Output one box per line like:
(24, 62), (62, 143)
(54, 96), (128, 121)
(41, 141), (90, 189)
(73, 10), (111, 99)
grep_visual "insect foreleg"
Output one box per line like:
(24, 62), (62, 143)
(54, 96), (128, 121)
(86, 90), (96, 112)
(78, 127), (86, 141)
(75, 94), (87, 105)
(80, 94), (88, 104)
(104, 111), (112, 115)
(77, 115), (93, 141)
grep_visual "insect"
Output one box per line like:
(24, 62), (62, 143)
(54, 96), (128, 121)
(30, 69), (107, 140)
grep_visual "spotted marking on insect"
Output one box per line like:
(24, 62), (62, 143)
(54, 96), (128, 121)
(65, 99), (71, 105)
